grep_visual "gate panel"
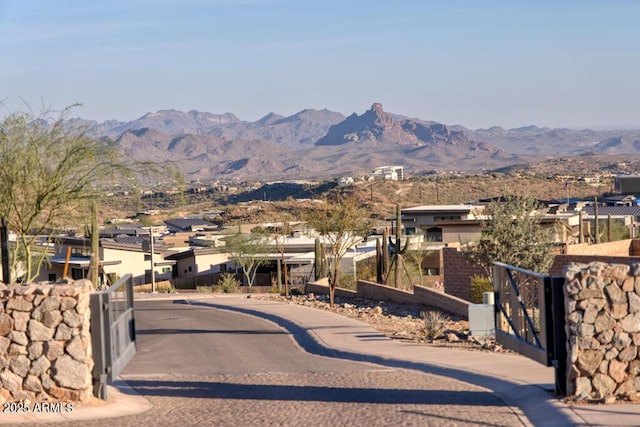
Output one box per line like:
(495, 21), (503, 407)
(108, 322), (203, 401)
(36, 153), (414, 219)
(90, 274), (136, 399)
(494, 263), (551, 366)
(493, 262), (567, 395)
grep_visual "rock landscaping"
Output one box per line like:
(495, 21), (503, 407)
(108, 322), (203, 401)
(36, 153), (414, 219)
(257, 294), (504, 352)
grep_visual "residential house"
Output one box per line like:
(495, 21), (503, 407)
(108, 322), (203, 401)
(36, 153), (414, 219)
(372, 166), (404, 181)
(163, 225), (376, 288)
(37, 235), (173, 286)
(164, 247), (231, 280)
(401, 205), (485, 245)
(579, 205), (640, 239)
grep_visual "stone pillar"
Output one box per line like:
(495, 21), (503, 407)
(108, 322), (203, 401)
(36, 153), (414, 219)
(0, 279), (94, 403)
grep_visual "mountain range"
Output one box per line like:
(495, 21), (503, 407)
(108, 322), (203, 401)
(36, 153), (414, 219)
(71, 104), (640, 181)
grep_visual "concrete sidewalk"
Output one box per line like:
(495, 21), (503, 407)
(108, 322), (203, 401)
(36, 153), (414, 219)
(3, 293), (640, 426)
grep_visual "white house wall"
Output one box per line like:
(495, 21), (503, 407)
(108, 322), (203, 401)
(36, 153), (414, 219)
(175, 252), (230, 278)
(101, 247), (167, 285)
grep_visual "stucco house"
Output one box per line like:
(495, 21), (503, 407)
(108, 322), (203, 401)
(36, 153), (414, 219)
(36, 235), (173, 286)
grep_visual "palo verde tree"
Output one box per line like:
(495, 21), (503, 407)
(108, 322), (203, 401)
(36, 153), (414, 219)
(463, 194), (555, 277)
(304, 195), (371, 307)
(224, 229), (269, 287)
(0, 105), (146, 283)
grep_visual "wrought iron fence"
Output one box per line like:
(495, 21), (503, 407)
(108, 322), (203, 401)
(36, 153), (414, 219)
(493, 262), (566, 395)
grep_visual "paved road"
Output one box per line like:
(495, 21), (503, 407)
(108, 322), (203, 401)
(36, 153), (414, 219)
(33, 298), (529, 426)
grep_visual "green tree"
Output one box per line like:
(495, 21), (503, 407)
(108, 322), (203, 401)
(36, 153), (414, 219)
(463, 195), (554, 276)
(304, 196), (371, 306)
(225, 230), (269, 287)
(0, 106), (139, 282)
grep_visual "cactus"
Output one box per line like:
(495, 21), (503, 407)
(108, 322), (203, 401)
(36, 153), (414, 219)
(389, 204), (410, 256)
(320, 242), (329, 278)
(376, 237), (383, 284)
(314, 237), (329, 280)
(385, 204), (411, 288)
(314, 237), (322, 280)
(382, 228), (389, 284)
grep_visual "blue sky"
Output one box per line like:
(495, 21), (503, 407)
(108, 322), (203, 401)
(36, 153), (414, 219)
(1, 0), (638, 129)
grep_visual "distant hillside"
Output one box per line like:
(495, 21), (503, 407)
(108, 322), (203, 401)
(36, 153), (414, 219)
(63, 104), (640, 181)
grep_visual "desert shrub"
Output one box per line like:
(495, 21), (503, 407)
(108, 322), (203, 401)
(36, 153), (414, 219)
(196, 285), (215, 293)
(470, 274), (493, 304)
(217, 273), (240, 293)
(290, 287), (304, 296)
(337, 273), (356, 290)
(421, 310), (449, 340)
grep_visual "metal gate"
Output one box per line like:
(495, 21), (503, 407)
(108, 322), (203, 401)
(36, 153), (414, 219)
(493, 262), (567, 395)
(90, 274), (137, 399)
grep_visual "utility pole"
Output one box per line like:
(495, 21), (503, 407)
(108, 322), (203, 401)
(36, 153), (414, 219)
(150, 227), (156, 293)
(143, 227), (157, 293)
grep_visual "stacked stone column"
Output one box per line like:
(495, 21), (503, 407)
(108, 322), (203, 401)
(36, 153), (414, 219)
(0, 279), (93, 403)
(565, 262), (640, 400)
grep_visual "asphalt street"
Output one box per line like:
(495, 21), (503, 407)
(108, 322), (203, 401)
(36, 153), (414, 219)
(23, 298), (529, 426)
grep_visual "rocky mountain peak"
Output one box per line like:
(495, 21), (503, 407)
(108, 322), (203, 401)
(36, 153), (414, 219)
(363, 102), (393, 128)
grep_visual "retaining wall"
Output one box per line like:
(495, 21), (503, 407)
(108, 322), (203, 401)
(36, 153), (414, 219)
(0, 279), (93, 403)
(306, 279), (470, 319)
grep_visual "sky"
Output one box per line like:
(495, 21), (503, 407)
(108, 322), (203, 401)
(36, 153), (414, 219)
(1, 0), (639, 130)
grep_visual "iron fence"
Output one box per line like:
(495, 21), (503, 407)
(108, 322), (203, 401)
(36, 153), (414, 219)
(493, 262), (567, 395)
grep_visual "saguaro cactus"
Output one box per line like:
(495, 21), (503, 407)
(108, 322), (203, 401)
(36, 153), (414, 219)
(387, 204), (410, 288)
(314, 237), (329, 280)
(382, 228), (390, 284)
(376, 237), (383, 284)
(314, 237), (322, 280)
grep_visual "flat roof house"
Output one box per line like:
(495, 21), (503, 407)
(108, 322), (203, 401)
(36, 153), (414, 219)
(37, 235), (173, 286)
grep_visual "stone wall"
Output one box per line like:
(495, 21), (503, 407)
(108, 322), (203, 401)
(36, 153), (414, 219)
(551, 255), (640, 277)
(565, 262), (640, 400)
(0, 279), (93, 403)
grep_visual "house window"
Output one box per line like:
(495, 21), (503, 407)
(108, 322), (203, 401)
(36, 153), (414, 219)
(426, 227), (442, 242)
(162, 267), (171, 273)
(144, 254), (151, 261)
(71, 268), (86, 280)
(48, 273), (56, 282)
(434, 215), (461, 221)
(71, 247), (91, 258)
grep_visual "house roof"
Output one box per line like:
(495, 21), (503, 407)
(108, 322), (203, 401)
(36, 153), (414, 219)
(604, 195), (636, 202)
(402, 205), (476, 213)
(164, 246), (223, 260)
(112, 235), (147, 245)
(582, 206), (640, 216)
(164, 218), (217, 231)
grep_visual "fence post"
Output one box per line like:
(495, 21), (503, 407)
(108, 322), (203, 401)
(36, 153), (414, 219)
(1, 218), (10, 284)
(551, 276), (567, 395)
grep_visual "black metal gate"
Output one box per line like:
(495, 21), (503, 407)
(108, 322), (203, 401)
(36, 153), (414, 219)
(90, 274), (137, 399)
(493, 262), (567, 395)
